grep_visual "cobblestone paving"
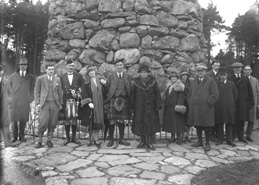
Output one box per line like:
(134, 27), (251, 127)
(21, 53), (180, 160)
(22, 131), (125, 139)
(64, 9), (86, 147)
(3, 137), (259, 185)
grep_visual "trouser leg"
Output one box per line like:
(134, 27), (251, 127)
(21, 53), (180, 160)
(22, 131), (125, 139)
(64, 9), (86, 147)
(19, 121), (26, 139)
(217, 122), (224, 142)
(2, 125), (12, 146)
(237, 121), (245, 140)
(226, 124), (233, 143)
(246, 121), (254, 139)
(12, 121), (18, 139)
(38, 103), (50, 137)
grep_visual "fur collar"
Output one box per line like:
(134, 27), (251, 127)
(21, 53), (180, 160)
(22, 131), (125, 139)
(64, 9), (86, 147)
(133, 75), (157, 90)
(168, 80), (185, 92)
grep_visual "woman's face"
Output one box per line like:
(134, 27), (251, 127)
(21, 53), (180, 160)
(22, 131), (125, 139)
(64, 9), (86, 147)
(181, 74), (188, 82)
(140, 71), (148, 78)
(88, 70), (96, 78)
(170, 76), (178, 83)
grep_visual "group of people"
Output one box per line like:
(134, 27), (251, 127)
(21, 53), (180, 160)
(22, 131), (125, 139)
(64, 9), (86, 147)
(0, 57), (258, 152)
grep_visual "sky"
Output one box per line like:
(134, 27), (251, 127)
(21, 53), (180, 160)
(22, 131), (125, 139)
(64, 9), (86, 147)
(198, 0), (257, 56)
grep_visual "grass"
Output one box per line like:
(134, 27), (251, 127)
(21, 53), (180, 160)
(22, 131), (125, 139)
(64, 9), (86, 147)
(191, 159), (259, 185)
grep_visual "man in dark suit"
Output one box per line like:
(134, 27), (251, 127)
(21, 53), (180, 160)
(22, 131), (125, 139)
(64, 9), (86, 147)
(206, 60), (220, 141)
(34, 64), (63, 148)
(228, 62), (254, 143)
(105, 59), (132, 147)
(60, 59), (84, 145)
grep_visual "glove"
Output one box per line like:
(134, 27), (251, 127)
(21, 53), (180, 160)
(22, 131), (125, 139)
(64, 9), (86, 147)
(100, 79), (106, 85)
(89, 103), (94, 109)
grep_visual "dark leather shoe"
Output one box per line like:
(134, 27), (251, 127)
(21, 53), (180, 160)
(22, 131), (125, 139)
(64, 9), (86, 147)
(168, 138), (177, 144)
(107, 140), (114, 147)
(46, 140), (53, 148)
(87, 140), (93, 147)
(19, 138), (27, 142)
(63, 139), (70, 145)
(71, 138), (81, 145)
(118, 140), (130, 146)
(204, 143), (211, 151)
(94, 140), (102, 148)
(227, 142), (237, 147)
(36, 142), (42, 148)
(147, 144), (156, 151)
(191, 142), (203, 147)
(12, 138), (17, 143)
(216, 140), (223, 146)
(238, 138), (248, 144)
(137, 142), (146, 149)
(246, 137), (253, 142)
(185, 137), (192, 143)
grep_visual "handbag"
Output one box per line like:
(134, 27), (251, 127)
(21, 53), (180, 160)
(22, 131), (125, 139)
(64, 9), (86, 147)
(174, 105), (186, 114)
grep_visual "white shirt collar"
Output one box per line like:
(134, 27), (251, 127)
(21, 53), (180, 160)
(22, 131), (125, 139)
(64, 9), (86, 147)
(117, 71), (123, 77)
(212, 70), (217, 75)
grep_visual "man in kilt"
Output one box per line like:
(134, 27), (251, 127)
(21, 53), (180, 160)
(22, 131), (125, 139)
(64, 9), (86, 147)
(106, 59), (132, 147)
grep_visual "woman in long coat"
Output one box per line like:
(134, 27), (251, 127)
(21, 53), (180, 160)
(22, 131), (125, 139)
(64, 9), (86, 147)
(81, 66), (106, 148)
(163, 71), (186, 145)
(131, 64), (161, 151)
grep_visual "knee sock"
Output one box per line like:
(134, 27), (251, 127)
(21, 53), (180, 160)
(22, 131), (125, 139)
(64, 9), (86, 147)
(118, 124), (125, 141)
(72, 125), (77, 139)
(65, 125), (70, 139)
(109, 124), (115, 140)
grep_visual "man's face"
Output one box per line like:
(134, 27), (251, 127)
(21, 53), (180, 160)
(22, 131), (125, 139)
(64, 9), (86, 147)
(115, 62), (124, 73)
(219, 73), (227, 81)
(233, 67), (242, 74)
(196, 69), (206, 78)
(244, 67), (252, 76)
(19, 63), (28, 71)
(67, 62), (75, 73)
(46, 66), (55, 76)
(212, 62), (220, 72)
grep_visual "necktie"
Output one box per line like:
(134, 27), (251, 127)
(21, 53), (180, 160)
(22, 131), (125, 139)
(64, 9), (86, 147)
(119, 73), (122, 78)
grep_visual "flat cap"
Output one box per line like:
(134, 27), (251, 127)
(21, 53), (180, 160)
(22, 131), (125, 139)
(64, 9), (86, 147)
(231, 62), (243, 67)
(195, 63), (208, 70)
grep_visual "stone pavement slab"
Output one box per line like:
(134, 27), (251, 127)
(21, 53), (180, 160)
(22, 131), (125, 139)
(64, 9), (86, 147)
(3, 136), (259, 185)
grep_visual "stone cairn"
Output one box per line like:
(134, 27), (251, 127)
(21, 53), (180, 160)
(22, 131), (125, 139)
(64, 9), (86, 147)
(45, 0), (207, 77)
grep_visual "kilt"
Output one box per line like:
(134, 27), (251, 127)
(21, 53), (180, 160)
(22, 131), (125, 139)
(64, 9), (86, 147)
(107, 98), (131, 121)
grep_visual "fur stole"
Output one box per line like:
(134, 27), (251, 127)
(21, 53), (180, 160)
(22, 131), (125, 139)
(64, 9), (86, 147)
(168, 80), (185, 94)
(133, 75), (157, 91)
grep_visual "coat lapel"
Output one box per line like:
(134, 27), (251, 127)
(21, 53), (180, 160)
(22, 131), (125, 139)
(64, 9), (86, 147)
(43, 75), (48, 89)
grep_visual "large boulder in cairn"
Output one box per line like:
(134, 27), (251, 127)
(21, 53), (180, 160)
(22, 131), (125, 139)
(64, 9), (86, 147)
(152, 36), (179, 51)
(69, 39), (86, 48)
(176, 51), (194, 64)
(123, 0), (135, 12)
(98, 0), (121, 13)
(143, 49), (163, 59)
(139, 15), (159, 26)
(180, 34), (199, 52)
(171, 0), (200, 18)
(45, 49), (66, 61)
(128, 64), (140, 79)
(161, 53), (176, 65)
(55, 60), (67, 76)
(141, 35), (152, 49)
(156, 11), (178, 28)
(70, 10), (100, 20)
(85, 0), (99, 11)
(79, 49), (106, 65)
(89, 30), (117, 51)
(101, 18), (125, 28)
(114, 49), (141, 66)
(139, 56), (151, 65)
(135, 0), (151, 14)
(66, 1), (84, 15)
(84, 19), (99, 28)
(66, 49), (81, 60)
(148, 26), (169, 37)
(136, 25), (148, 37)
(60, 22), (85, 40)
(106, 51), (114, 63)
(99, 63), (116, 74)
(120, 33), (140, 48)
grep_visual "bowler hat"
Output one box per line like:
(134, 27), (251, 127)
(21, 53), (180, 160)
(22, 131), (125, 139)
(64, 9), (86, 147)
(196, 63), (207, 70)
(138, 64), (150, 72)
(66, 59), (74, 65)
(179, 70), (189, 77)
(231, 62), (243, 67)
(218, 67), (228, 75)
(18, 57), (28, 65)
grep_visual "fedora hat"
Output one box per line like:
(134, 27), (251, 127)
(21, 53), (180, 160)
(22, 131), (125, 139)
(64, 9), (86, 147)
(18, 57), (28, 65)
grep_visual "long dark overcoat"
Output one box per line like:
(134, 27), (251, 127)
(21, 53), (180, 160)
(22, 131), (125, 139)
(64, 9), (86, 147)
(80, 77), (106, 128)
(131, 76), (161, 136)
(228, 74), (254, 121)
(187, 76), (219, 127)
(1, 78), (11, 127)
(9, 71), (34, 122)
(215, 80), (238, 124)
(163, 80), (186, 134)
